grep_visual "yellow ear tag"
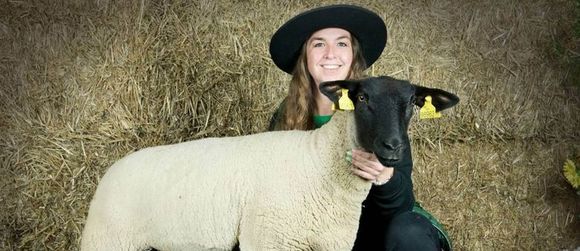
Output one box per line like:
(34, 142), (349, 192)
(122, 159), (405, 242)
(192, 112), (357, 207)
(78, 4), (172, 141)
(337, 89), (355, 110)
(419, 96), (442, 119)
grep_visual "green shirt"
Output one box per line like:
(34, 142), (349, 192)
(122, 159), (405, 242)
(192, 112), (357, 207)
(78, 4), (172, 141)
(313, 114), (333, 128)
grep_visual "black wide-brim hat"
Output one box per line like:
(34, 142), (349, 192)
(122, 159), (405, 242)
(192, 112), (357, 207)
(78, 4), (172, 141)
(269, 4), (387, 74)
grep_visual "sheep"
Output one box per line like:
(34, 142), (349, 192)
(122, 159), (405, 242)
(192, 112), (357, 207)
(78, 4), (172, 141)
(80, 75), (459, 251)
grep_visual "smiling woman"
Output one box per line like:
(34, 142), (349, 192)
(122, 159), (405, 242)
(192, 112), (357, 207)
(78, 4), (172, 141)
(268, 4), (380, 131)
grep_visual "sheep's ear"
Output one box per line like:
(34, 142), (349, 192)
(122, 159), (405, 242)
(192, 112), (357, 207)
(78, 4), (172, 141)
(319, 80), (361, 102)
(414, 85), (460, 111)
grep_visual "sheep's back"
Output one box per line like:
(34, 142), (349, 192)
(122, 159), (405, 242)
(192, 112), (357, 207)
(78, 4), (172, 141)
(88, 129), (320, 248)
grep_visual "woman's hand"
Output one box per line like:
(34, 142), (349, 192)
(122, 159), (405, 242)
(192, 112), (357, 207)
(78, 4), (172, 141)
(347, 149), (394, 185)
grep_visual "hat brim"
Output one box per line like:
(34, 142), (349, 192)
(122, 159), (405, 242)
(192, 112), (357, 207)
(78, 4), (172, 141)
(269, 4), (387, 74)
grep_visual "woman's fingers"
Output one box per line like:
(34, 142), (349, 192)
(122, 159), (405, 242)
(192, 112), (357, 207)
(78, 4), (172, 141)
(352, 149), (376, 160)
(351, 167), (376, 181)
(351, 149), (383, 174)
(348, 149), (396, 182)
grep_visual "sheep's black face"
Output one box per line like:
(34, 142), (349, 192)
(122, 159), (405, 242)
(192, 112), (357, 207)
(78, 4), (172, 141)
(350, 77), (416, 166)
(320, 76), (459, 167)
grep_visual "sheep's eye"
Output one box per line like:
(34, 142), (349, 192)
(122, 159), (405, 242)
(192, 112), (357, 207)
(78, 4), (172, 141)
(357, 94), (366, 102)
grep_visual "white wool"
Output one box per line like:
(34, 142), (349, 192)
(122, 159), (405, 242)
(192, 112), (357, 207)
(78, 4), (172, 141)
(81, 111), (371, 251)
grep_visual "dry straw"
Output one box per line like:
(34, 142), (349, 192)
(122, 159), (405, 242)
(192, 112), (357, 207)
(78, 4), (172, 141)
(1, 0), (579, 250)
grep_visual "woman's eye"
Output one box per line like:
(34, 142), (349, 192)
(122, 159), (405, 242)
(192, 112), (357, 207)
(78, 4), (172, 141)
(337, 42), (349, 47)
(313, 42), (324, 48)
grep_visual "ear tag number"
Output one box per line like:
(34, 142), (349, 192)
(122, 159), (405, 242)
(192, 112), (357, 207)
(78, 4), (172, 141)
(419, 96), (442, 119)
(336, 89), (355, 111)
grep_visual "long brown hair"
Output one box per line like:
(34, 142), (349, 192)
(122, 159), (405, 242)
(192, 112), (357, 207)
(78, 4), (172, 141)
(276, 35), (367, 131)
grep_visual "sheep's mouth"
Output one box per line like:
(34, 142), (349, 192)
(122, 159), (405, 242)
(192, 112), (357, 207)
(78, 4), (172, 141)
(376, 155), (401, 167)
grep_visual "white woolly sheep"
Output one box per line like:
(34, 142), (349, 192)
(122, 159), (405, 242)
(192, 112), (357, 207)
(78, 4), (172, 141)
(80, 76), (459, 251)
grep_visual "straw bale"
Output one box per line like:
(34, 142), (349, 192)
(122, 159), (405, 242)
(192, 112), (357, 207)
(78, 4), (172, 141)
(412, 139), (579, 250)
(0, 0), (578, 250)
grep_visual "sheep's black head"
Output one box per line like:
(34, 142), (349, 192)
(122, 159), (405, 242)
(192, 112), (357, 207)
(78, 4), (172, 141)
(320, 76), (459, 167)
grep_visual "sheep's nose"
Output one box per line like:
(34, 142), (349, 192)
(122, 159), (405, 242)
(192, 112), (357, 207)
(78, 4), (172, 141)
(374, 140), (403, 163)
(383, 141), (402, 151)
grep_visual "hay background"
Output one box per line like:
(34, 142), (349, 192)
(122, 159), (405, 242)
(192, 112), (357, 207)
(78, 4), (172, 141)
(0, 0), (579, 250)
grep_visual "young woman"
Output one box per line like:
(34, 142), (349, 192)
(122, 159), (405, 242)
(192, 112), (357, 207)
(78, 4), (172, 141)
(267, 4), (452, 251)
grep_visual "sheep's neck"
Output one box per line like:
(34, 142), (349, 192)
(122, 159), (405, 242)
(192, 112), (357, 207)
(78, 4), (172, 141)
(310, 111), (370, 193)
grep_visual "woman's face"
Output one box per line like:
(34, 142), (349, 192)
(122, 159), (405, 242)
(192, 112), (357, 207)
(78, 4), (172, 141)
(306, 28), (354, 85)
